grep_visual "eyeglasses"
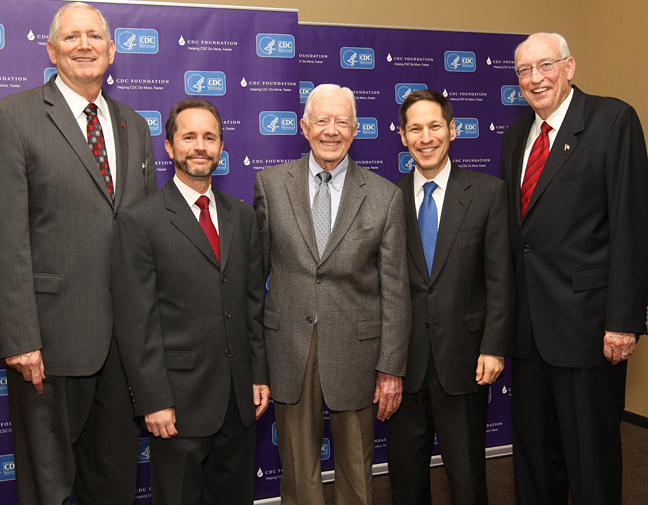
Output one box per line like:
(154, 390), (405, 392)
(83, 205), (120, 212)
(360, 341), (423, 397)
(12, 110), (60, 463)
(310, 117), (355, 130)
(515, 57), (568, 78)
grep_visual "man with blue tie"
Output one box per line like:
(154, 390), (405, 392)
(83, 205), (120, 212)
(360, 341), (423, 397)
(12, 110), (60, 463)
(386, 89), (514, 505)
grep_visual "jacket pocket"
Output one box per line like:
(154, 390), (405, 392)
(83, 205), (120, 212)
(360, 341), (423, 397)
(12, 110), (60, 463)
(465, 311), (486, 332)
(357, 320), (381, 340)
(164, 350), (195, 370)
(571, 267), (608, 292)
(33, 273), (60, 294)
(264, 308), (280, 330)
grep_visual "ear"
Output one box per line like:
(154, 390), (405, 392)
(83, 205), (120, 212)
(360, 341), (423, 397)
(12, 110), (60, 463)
(47, 40), (57, 65)
(108, 40), (116, 65)
(164, 139), (175, 160)
(400, 126), (408, 147)
(300, 118), (310, 140)
(449, 120), (457, 141)
(564, 56), (576, 81)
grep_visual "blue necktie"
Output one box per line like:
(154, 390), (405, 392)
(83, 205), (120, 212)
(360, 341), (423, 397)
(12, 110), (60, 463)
(419, 181), (438, 277)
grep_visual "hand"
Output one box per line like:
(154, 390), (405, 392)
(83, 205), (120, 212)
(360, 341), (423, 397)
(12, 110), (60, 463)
(5, 350), (46, 394)
(475, 354), (504, 385)
(603, 331), (636, 365)
(145, 408), (178, 439)
(254, 384), (270, 419)
(373, 372), (403, 421)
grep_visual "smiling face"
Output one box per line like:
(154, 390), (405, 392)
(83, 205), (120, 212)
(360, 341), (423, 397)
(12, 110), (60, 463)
(300, 89), (358, 171)
(401, 100), (455, 180)
(165, 108), (224, 191)
(47, 6), (115, 100)
(516, 35), (575, 120)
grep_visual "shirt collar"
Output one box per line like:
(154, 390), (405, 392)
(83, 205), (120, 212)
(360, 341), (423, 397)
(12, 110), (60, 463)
(55, 75), (108, 121)
(413, 157), (452, 196)
(534, 87), (574, 134)
(173, 174), (215, 208)
(308, 152), (348, 193)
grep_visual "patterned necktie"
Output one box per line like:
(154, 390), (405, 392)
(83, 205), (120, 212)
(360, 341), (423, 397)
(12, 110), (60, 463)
(195, 196), (220, 262)
(312, 171), (332, 259)
(520, 121), (552, 220)
(419, 181), (438, 277)
(84, 103), (114, 202)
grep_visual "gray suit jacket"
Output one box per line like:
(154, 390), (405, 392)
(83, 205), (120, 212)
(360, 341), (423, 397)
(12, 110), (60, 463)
(111, 180), (267, 437)
(396, 164), (514, 396)
(254, 155), (411, 411)
(0, 78), (156, 376)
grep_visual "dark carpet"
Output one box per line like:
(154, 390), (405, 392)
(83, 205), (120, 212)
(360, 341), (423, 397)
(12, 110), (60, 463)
(323, 421), (648, 504)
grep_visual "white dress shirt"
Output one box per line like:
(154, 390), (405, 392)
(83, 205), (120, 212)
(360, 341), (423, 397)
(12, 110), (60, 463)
(173, 175), (219, 234)
(413, 158), (452, 227)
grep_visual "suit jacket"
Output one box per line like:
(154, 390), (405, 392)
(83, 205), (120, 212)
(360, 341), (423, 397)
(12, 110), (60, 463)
(396, 164), (513, 395)
(254, 155), (411, 411)
(111, 180), (268, 437)
(501, 86), (648, 367)
(0, 78), (156, 376)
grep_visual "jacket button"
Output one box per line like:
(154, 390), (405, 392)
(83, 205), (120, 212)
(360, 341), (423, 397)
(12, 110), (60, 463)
(222, 276), (227, 283)
(424, 322), (430, 329)
(428, 287), (436, 294)
(524, 245), (531, 253)
(316, 277), (323, 284)
(225, 312), (231, 319)
(224, 349), (231, 358)
(306, 317), (313, 324)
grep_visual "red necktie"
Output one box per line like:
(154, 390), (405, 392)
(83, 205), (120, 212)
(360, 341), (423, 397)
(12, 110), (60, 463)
(196, 196), (220, 262)
(520, 121), (552, 220)
(84, 103), (114, 202)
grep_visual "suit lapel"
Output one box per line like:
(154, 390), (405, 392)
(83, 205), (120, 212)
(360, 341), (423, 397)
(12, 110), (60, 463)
(105, 93), (129, 209)
(43, 81), (114, 207)
(429, 164), (471, 285)
(319, 160), (366, 264)
(525, 86), (584, 219)
(400, 173), (429, 283)
(285, 156), (319, 262)
(164, 181), (220, 269)
(213, 188), (233, 271)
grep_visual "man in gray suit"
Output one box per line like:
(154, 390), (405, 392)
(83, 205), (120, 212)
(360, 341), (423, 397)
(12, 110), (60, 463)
(254, 84), (411, 505)
(386, 89), (514, 505)
(112, 99), (269, 504)
(0, 3), (155, 504)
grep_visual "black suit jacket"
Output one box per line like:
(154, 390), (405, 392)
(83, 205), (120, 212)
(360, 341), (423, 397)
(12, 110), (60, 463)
(0, 78), (156, 375)
(397, 163), (514, 396)
(501, 86), (648, 367)
(111, 180), (268, 437)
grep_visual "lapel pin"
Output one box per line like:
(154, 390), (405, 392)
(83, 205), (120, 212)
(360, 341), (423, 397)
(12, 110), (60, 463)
(121, 121), (126, 128)
(564, 144), (570, 151)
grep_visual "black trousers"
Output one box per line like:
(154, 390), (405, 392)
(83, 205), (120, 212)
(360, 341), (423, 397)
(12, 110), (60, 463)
(149, 382), (256, 505)
(512, 337), (626, 505)
(6, 336), (140, 505)
(386, 354), (489, 505)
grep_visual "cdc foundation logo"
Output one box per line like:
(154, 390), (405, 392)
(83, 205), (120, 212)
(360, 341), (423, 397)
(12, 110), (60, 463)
(300, 81), (314, 104)
(444, 51), (476, 72)
(0, 455), (15, 482)
(137, 111), (162, 137)
(454, 118), (479, 139)
(256, 34), (295, 58)
(340, 47), (375, 69)
(399, 152), (416, 173)
(44, 67), (57, 84)
(115, 28), (159, 54)
(259, 112), (298, 135)
(214, 151), (229, 176)
(0, 24), (5, 50)
(185, 72), (226, 96)
(0, 369), (7, 396)
(354, 118), (378, 139)
(501, 86), (528, 106)
(395, 83), (427, 104)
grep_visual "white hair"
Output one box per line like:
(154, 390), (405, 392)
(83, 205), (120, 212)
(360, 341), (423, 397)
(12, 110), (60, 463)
(303, 84), (357, 125)
(514, 32), (571, 64)
(49, 2), (111, 47)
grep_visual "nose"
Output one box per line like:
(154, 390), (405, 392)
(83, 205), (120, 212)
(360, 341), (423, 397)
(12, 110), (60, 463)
(78, 35), (91, 49)
(529, 66), (544, 83)
(324, 119), (338, 135)
(421, 127), (432, 143)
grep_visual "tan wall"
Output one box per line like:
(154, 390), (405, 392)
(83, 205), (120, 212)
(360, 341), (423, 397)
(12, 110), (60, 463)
(150, 0), (648, 416)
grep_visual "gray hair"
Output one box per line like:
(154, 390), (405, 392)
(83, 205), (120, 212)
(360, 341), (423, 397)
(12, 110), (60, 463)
(49, 2), (111, 47)
(514, 32), (571, 64)
(303, 84), (357, 125)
